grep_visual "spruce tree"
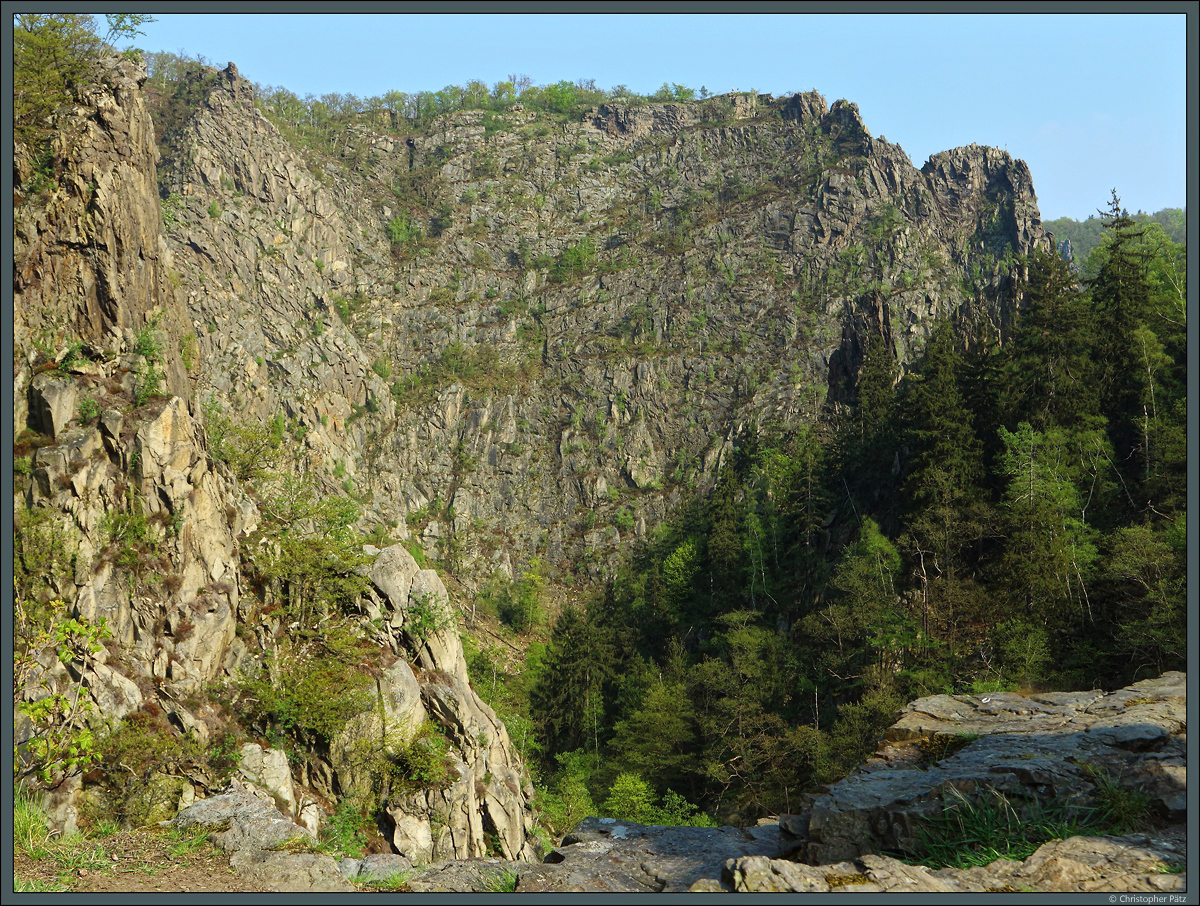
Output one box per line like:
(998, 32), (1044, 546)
(1087, 192), (1156, 501)
(1004, 248), (1101, 433)
(896, 322), (990, 680)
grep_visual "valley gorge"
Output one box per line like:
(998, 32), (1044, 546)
(12, 46), (1187, 893)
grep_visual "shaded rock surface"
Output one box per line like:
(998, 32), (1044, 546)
(517, 817), (799, 893)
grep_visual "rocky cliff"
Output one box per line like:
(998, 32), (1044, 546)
(14, 53), (1052, 864)
(147, 64), (1048, 585)
(13, 55), (538, 862)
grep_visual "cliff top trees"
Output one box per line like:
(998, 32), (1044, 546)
(14, 14), (154, 146)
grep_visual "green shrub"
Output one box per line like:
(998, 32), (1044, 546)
(496, 569), (544, 634)
(387, 720), (454, 793)
(600, 772), (714, 827)
(320, 797), (372, 857)
(371, 357), (392, 380)
(160, 192), (184, 230)
(89, 709), (239, 829)
(237, 634), (375, 744)
(133, 319), (162, 361)
(405, 590), (453, 643)
(134, 363), (163, 406)
(202, 398), (283, 483)
(385, 212), (423, 249)
(178, 332), (197, 370)
(403, 539), (427, 568)
(548, 237), (596, 283)
(77, 397), (100, 422)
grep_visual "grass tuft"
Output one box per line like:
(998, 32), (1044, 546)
(480, 867), (519, 893)
(911, 786), (1110, 870)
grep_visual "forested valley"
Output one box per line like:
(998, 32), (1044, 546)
(520, 200), (1188, 826)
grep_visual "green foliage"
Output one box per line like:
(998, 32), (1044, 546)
(385, 212), (423, 251)
(1081, 764), (1152, 832)
(493, 563), (545, 634)
(403, 589), (454, 643)
(993, 423), (1099, 639)
(1045, 206), (1184, 265)
(14, 787), (56, 858)
(371, 356), (393, 380)
(159, 192), (184, 230)
(385, 720), (455, 793)
(319, 798), (372, 857)
(601, 773), (713, 826)
(534, 750), (599, 836)
(178, 332), (197, 370)
(14, 605), (110, 786)
(14, 507), (77, 605)
(207, 200), (220, 219)
(391, 340), (533, 407)
(55, 340), (85, 375)
(236, 621), (376, 745)
(13, 786), (118, 890)
(916, 732), (978, 766)
(133, 319), (163, 361)
(13, 15), (153, 147)
(1101, 520), (1186, 677)
(90, 709), (239, 828)
(249, 472), (370, 624)
(989, 619), (1049, 689)
(480, 868), (518, 893)
(203, 397), (284, 484)
(134, 363), (164, 406)
(549, 237), (597, 283)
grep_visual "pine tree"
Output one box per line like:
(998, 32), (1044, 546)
(993, 423), (1099, 643)
(530, 606), (614, 763)
(1004, 248), (1100, 433)
(1087, 192), (1156, 500)
(896, 322), (991, 679)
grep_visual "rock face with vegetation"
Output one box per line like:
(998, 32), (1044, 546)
(14, 42), (538, 863)
(149, 65), (1048, 581)
(13, 18), (1187, 893)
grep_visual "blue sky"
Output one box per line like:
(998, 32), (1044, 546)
(115, 10), (1188, 222)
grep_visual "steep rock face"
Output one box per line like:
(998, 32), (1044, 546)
(343, 545), (538, 862)
(13, 56), (538, 859)
(13, 55), (191, 429)
(157, 70), (1049, 586)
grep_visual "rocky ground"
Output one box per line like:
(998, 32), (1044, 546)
(14, 819), (1187, 895)
(16, 672), (1188, 895)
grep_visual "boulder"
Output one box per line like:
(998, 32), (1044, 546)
(236, 744), (296, 818)
(228, 850), (355, 892)
(170, 781), (313, 853)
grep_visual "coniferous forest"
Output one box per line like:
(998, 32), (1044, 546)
(526, 196), (1187, 825)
